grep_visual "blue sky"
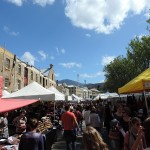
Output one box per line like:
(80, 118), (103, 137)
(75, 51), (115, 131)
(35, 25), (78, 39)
(0, 0), (149, 84)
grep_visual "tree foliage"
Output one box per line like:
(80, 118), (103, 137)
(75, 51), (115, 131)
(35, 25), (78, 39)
(103, 35), (150, 92)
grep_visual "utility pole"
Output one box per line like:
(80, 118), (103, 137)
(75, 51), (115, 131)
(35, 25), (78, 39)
(84, 80), (86, 86)
(77, 74), (79, 87)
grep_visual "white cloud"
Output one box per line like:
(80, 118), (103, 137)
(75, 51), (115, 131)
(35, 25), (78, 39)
(38, 50), (47, 60)
(21, 52), (36, 66)
(32, 0), (55, 7)
(59, 62), (82, 69)
(144, 11), (150, 19)
(65, 0), (150, 34)
(102, 56), (115, 66)
(50, 56), (55, 60)
(3, 26), (19, 36)
(135, 34), (147, 39)
(55, 73), (60, 77)
(60, 48), (66, 54)
(100, 79), (105, 83)
(5, 0), (24, 6)
(56, 47), (59, 55)
(56, 47), (66, 55)
(5, 0), (55, 6)
(85, 33), (91, 37)
(80, 71), (104, 78)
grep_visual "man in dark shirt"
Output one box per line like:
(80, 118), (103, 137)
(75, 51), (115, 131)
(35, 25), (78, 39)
(18, 118), (46, 150)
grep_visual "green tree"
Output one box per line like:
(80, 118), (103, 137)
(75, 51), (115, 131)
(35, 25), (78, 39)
(127, 36), (150, 73)
(103, 56), (134, 92)
(103, 35), (150, 92)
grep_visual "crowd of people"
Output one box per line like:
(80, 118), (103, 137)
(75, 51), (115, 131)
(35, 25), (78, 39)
(0, 94), (150, 150)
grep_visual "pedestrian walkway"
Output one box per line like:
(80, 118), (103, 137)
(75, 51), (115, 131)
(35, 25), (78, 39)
(51, 129), (84, 150)
(51, 121), (86, 150)
(51, 121), (109, 150)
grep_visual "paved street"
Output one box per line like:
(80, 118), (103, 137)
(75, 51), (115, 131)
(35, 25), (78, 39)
(51, 121), (109, 150)
(51, 129), (84, 150)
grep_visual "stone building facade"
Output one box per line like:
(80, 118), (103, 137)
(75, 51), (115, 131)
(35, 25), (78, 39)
(0, 47), (56, 92)
(67, 85), (83, 97)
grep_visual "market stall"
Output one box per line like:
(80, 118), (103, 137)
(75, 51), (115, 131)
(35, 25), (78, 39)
(118, 68), (150, 116)
(0, 98), (38, 113)
(2, 81), (55, 101)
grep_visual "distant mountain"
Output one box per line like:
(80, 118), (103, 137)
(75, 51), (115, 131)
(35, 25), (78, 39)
(58, 79), (84, 87)
(86, 83), (104, 90)
(58, 79), (104, 90)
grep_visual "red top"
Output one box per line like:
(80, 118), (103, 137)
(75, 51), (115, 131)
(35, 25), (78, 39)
(74, 111), (83, 123)
(61, 111), (77, 130)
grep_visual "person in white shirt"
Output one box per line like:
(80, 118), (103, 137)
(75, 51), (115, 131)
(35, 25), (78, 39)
(88, 107), (101, 132)
(82, 106), (91, 126)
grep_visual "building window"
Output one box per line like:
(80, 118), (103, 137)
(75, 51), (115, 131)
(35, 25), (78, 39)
(36, 74), (38, 82)
(18, 64), (21, 75)
(31, 71), (33, 80)
(17, 80), (21, 90)
(43, 78), (45, 87)
(5, 78), (9, 87)
(5, 58), (10, 69)
(24, 67), (28, 86)
(40, 76), (42, 83)
(52, 74), (54, 80)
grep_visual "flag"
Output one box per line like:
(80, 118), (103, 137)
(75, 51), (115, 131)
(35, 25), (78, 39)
(0, 76), (3, 97)
(12, 54), (16, 68)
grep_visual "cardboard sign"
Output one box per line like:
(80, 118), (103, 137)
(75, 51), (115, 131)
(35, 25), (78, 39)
(144, 82), (150, 88)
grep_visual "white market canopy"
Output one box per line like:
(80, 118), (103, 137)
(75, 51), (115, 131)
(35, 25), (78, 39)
(94, 92), (119, 100)
(71, 94), (81, 102)
(47, 86), (65, 101)
(65, 95), (73, 101)
(2, 90), (10, 96)
(2, 81), (55, 101)
(0, 98), (38, 113)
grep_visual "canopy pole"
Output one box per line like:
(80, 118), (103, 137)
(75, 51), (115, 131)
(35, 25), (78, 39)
(54, 102), (55, 121)
(144, 91), (149, 116)
(118, 94), (121, 101)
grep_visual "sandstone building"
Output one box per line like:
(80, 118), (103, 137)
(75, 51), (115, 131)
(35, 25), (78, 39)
(0, 47), (56, 92)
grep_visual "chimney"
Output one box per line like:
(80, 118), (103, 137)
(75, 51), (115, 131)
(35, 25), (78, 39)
(50, 64), (53, 69)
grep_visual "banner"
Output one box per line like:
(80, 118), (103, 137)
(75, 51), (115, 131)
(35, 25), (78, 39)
(0, 76), (3, 97)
